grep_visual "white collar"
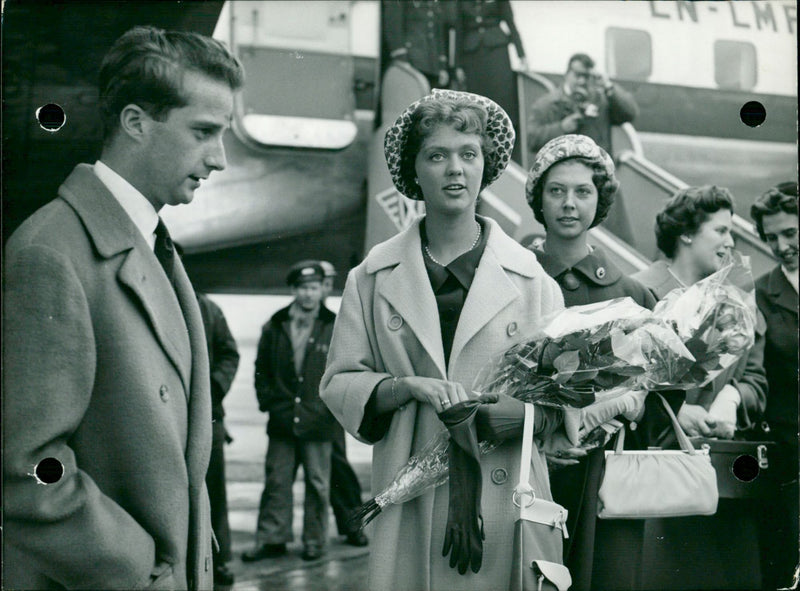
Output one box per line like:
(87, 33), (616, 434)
(782, 265), (799, 293)
(93, 160), (159, 249)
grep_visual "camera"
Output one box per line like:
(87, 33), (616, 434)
(583, 103), (599, 118)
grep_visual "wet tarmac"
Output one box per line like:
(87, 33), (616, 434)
(212, 295), (372, 591)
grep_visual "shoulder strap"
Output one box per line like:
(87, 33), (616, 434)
(613, 393), (696, 454)
(513, 403), (536, 508)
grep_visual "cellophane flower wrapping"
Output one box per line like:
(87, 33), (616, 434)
(650, 252), (757, 389)
(349, 255), (757, 529)
(473, 297), (695, 410)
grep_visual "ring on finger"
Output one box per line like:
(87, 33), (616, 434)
(441, 399), (451, 408)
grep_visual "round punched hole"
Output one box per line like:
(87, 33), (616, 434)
(34, 457), (64, 484)
(740, 101), (766, 128)
(36, 103), (66, 132)
(732, 454), (759, 482)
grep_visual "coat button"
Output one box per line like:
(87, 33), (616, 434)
(491, 468), (508, 485)
(561, 270), (581, 291)
(294, 417), (300, 424)
(388, 314), (404, 330)
(507, 322), (518, 336)
(596, 266), (606, 279)
(159, 385), (170, 402)
(298, 376), (304, 383)
(295, 397), (301, 404)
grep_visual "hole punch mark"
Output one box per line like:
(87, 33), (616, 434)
(740, 101), (766, 128)
(34, 457), (64, 484)
(36, 103), (66, 132)
(732, 453), (759, 483)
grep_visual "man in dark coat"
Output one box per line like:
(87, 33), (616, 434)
(242, 262), (338, 562)
(2, 26), (243, 590)
(750, 182), (799, 590)
(196, 292), (240, 588)
(527, 53), (638, 157)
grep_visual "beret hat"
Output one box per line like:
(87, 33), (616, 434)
(384, 88), (515, 201)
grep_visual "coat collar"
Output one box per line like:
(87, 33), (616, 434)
(764, 265), (799, 315)
(533, 246), (621, 286)
(367, 216), (540, 376)
(59, 164), (193, 395)
(632, 260), (679, 300)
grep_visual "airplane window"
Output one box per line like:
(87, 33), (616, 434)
(714, 40), (757, 91)
(605, 28), (652, 81)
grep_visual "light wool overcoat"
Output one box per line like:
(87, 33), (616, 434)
(3, 164), (214, 590)
(320, 217), (564, 591)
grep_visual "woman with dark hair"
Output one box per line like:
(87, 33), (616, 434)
(525, 134), (662, 591)
(525, 134), (654, 309)
(750, 182), (798, 590)
(632, 185), (768, 590)
(321, 89), (565, 590)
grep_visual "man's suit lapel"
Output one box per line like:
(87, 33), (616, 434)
(60, 165), (193, 396)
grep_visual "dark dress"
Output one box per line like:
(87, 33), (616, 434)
(533, 246), (677, 591)
(754, 266), (799, 589)
(632, 260), (768, 590)
(456, 0), (526, 135)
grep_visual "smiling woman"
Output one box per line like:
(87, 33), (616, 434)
(630, 185), (767, 591)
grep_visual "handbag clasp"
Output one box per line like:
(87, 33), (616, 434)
(757, 444), (769, 469)
(513, 483), (536, 508)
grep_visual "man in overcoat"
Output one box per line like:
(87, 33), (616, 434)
(243, 262), (339, 562)
(2, 26), (243, 590)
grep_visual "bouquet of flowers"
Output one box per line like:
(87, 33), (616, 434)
(348, 256), (757, 531)
(651, 253), (757, 389)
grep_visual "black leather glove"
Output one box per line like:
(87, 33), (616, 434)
(439, 396), (497, 574)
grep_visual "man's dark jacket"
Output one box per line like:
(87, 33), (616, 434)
(255, 304), (337, 440)
(197, 293), (240, 421)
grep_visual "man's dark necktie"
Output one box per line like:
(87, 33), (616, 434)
(154, 218), (175, 286)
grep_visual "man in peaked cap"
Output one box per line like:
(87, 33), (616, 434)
(244, 261), (338, 562)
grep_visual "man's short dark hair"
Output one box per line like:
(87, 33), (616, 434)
(98, 26), (244, 142)
(567, 53), (595, 72)
(750, 182), (799, 241)
(655, 186), (735, 258)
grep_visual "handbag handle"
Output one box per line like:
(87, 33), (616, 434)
(513, 403), (536, 508)
(613, 393), (697, 455)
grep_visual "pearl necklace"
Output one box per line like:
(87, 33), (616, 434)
(424, 222), (481, 267)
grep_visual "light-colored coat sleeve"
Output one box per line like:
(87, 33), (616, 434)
(320, 264), (391, 440)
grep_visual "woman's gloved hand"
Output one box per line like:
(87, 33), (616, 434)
(475, 393), (525, 441)
(707, 385), (740, 439)
(439, 396), (496, 574)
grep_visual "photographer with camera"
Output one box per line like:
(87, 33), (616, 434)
(527, 53), (638, 157)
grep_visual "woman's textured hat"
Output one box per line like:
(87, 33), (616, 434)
(384, 88), (516, 201)
(525, 134), (615, 207)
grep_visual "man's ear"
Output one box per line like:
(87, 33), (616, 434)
(118, 104), (151, 143)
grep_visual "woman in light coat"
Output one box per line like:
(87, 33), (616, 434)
(320, 89), (565, 591)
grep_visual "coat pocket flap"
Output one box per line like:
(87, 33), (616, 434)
(531, 560), (572, 591)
